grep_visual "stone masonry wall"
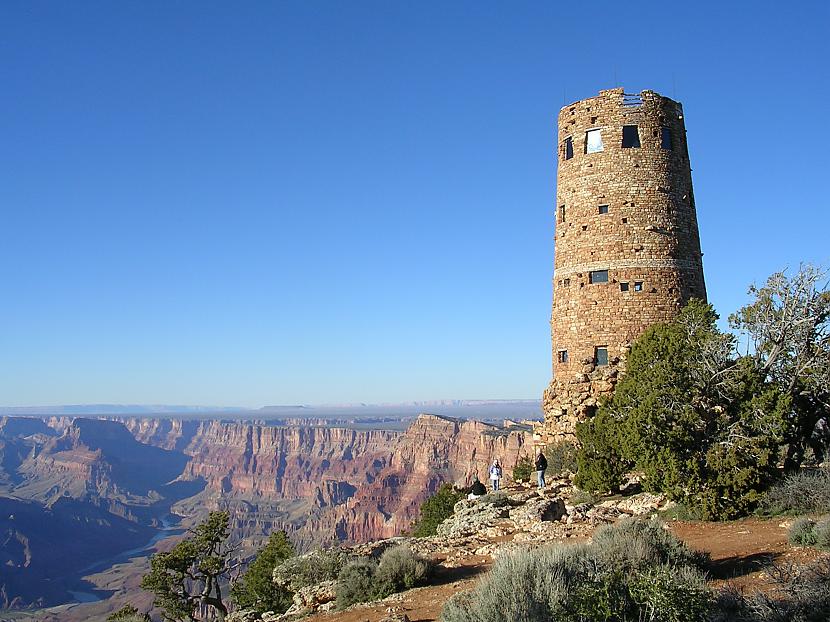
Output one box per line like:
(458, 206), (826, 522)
(542, 88), (706, 440)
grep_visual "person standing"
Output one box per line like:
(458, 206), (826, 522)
(489, 459), (502, 492)
(535, 449), (548, 489)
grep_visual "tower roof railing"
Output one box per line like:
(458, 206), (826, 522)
(622, 93), (643, 108)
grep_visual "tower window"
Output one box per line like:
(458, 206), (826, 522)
(558, 205), (566, 223)
(634, 281), (643, 291)
(563, 278), (570, 287)
(557, 350), (569, 364)
(622, 125), (641, 148)
(564, 137), (574, 160)
(620, 282), (629, 292)
(595, 347), (609, 367)
(585, 129), (603, 153)
(661, 127), (673, 150)
(598, 204), (609, 215)
(589, 270), (609, 284)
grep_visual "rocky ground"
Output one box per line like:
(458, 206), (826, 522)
(228, 477), (829, 622)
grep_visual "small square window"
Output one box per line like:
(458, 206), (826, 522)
(585, 129), (603, 153)
(622, 125), (641, 148)
(595, 347), (608, 367)
(564, 137), (574, 160)
(563, 278), (570, 287)
(589, 270), (609, 284)
(622, 217), (628, 224)
(557, 350), (569, 364)
(620, 282), (629, 292)
(634, 281), (643, 292)
(661, 127), (673, 150)
(598, 204), (609, 215)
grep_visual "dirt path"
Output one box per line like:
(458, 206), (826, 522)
(307, 518), (825, 622)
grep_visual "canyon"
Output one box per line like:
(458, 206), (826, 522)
(0, 413), (532, 617)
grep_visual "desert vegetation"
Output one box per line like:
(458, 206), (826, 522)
(410, 483), (466, 537)
(441, 518), (711, 622)
(575, 265), (829, 520)
(336, 545), (435, 609)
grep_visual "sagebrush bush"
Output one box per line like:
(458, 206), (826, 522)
(440, 518), (710, 622)
(815, 517), (830, 549)
(789, 517), (818, 546)
(710, 558), (830, 622)
(592, 517), (709, 572)
(335, 559), (378, 610)
(374, 546), (434, 597)
(273, 548), (349, 591)
(759, 467), (830, 515)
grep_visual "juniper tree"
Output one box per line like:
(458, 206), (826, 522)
(231, 530), (295, 614)
(730, 263), (830, 468)
(140, 511), (234, 622)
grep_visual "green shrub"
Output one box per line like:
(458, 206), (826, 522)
(273, 547), (349, 592)
(575, 409), (629, 494)
(231, 530), (294, 614)
(759, 467), (830, 516)
(569, 489), (597, 506)
(815, 517), (830, 549)
(374, 546), (434, 597)
(659, 502), (705, 522)
(544, 440), (578, 476)
(335, 559), (378, 610)
(440, 518), (709, 622)
(575, 301), (791, 520)
(789, 518), (818, 546)
(511, 455), (534, 483)
(629, 565), (710, 622)
(410, 483), (465, 537)
(107, 605), (150, 622)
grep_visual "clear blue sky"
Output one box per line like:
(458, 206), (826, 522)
(1, 1), (828, 407)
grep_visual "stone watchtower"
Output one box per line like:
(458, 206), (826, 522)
(542, 88), (706, 440)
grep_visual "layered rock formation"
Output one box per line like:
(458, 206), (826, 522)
(0, 413), (532, 612)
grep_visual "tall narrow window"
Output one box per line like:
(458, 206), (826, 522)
(595, 347), (609, 367)
(589, 270), (609, 284)
(557, 350), (569, 364)
(598, 204), (609, 215)
(564, 137), (574, 160)
(622, 125), (641, 148)
(558, 205), (566, 223)
(661, 127), (673, 150)
(585, 129), (603, 153)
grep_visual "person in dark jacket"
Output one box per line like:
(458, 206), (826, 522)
(469, 477), (487, 497)
(535, 449), (548, 489)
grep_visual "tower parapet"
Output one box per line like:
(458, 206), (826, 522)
(542, 88), (706, 440)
